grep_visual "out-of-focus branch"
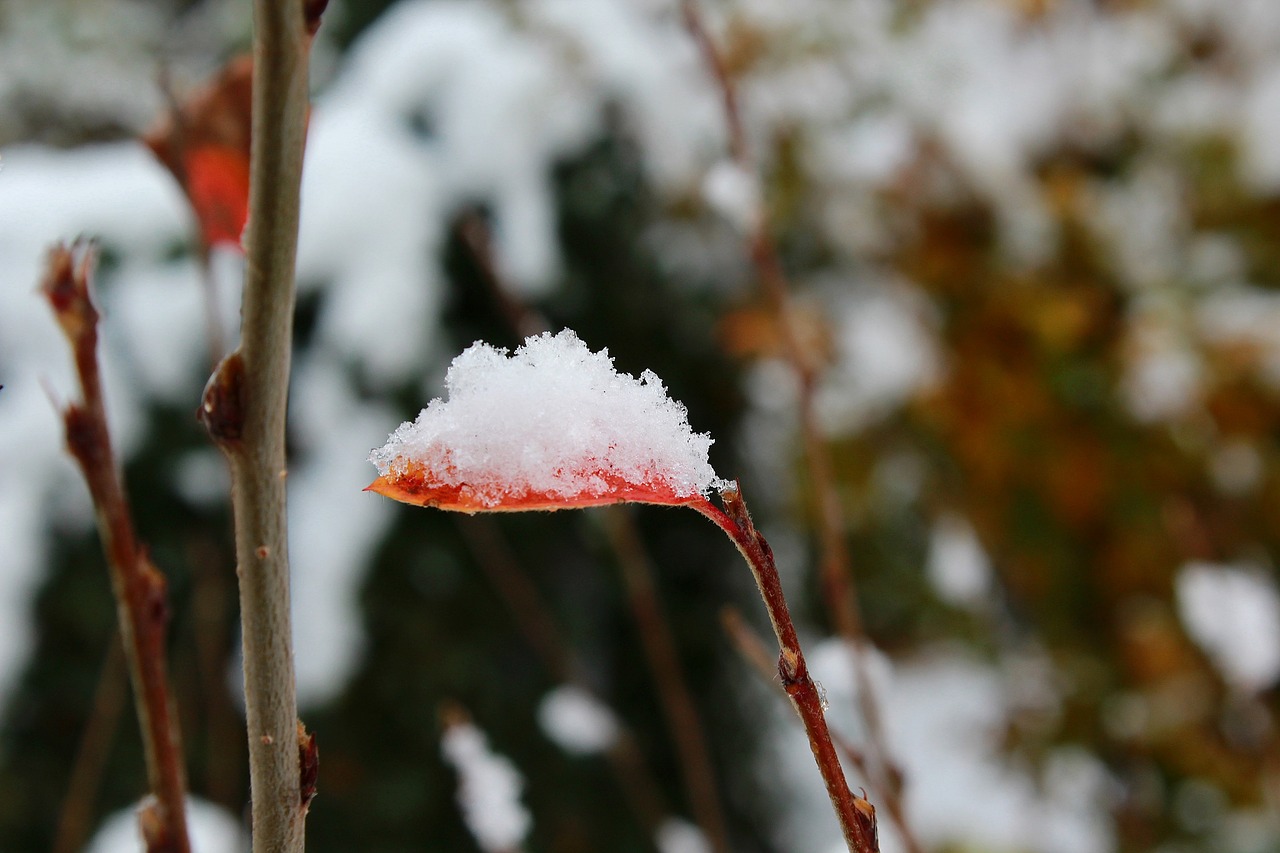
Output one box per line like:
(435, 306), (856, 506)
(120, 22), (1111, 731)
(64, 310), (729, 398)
(52, 636), (128, 853)
(456, 517), (668, 843)
(680, 4), (921, 850)
(198, 0), (319, 849)
(600, 509), (732, 853)
(41, 244), (191, 853)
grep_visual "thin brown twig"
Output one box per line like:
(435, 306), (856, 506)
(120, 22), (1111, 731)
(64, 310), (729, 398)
(599, 509), (732, 853)
(679, 4), (921, 850)
(198, 0), (315, 849)
(41, 244), (192, 853)
(456, 516), (669, 842)
(720, 606), (875, 779)
(691, 487), (877, 853)
(51, 634), (129, 853)
(456, 517), (583, 684)
(185, 536), (245, 807)
(455, 210), (732, 852)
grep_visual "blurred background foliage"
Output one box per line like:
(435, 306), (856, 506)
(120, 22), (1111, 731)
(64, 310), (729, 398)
(4, 0), (1280, 851)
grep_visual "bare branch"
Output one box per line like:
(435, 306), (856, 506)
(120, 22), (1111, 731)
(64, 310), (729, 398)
(41, 243), (191, 853)
(198, 0), (316, 848)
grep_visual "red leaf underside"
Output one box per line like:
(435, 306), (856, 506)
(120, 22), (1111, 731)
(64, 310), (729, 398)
(186, 145), (251, 247)
(366, 463), (707, 513)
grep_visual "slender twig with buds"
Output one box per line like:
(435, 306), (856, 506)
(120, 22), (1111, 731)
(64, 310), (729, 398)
(41, 244), (191, 853)
(693, 487), (879, 853)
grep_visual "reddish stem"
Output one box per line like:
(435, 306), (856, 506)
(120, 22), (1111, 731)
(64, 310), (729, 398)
(679, 4), (921, 849)
(690, 488), (878, 853)
(42, 244), (192, 853)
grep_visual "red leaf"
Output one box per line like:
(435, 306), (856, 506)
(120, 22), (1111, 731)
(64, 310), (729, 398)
(184, 145), (251, 247)
(365, 463), (709, 514)
(144, 56), (253, 250)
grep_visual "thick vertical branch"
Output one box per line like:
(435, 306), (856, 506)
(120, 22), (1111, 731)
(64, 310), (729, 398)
(691, 487), (877, 853)
(41, 245), (191, 853)
(198, 0), (314, 849)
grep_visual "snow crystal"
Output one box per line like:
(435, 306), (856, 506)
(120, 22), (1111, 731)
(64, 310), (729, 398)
(441, 718), (532, 852)
(1176, 561), (1280, 693)
(370, 329), (724, 507)
(84, 795), (247, 853)
(537, 684), (620, 755)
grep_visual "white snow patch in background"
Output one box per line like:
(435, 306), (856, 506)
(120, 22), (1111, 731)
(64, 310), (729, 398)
(289, 361), (399, 706)
(527, 0), (723, 192)
(809, 111), (916, 187)
(1197, 286), (1280, 388)
(1239, 62), (1280, 192)
(1090, 163), (1187, 292)
(1121, 297), (1202, 423)
(297, 100), (443, 385)
(1176, 561), (1280, 693)
(889, 652), (1114, 853)
(655, 817), (711, 853)
(371, 330), (724, 505)
(441, 718), (532, 853)
(759, 642), (1114, 853)
(0, 142), (191, 707)
(84, 795), (247, 853)
(701, 160), (761, 234)
(814, 282), (941, 436)
(172, 448), (232, 509)
(926, 513), (993, 609)
(537, 684), (621, 756)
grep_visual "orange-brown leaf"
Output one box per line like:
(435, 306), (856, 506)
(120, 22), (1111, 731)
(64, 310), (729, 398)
(144, 56), (253, 249)
(366, 464), (708, 514)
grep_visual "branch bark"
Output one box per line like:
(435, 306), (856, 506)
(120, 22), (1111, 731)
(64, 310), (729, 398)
(198, 0), (314, 849)
(692, 488), (878, 853)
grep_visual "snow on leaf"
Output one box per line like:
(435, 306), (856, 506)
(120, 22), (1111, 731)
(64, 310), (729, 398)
(367, 329), (725, 512)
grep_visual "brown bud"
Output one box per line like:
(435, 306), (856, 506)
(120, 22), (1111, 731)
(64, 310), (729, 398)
(40, 243), (98, 346)
(199, 351), (246, 447)
(298, 721), (319, 811)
